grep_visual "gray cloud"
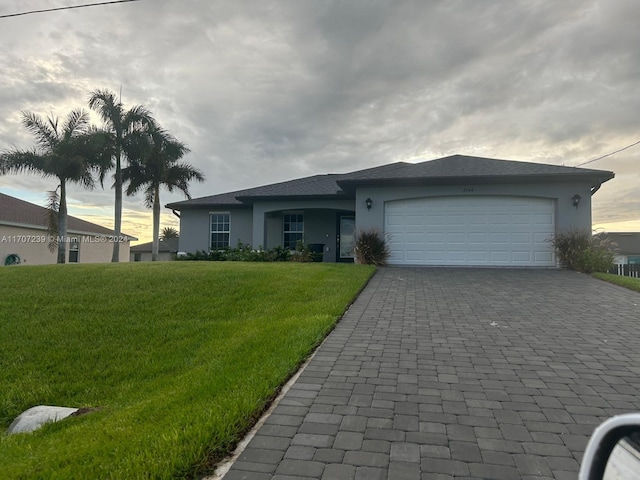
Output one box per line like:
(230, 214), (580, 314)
(1, 0), (639, 237)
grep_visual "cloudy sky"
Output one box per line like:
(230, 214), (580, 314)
(1, 0), (638, 244)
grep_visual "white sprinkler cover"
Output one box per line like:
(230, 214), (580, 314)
(7, 405), (79, 434)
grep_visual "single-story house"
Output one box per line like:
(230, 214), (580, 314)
(594, 232), (640, 266)
(130, 237), (179, 262)
(0, 192), (136, 265)
(166, 155), (614, 267)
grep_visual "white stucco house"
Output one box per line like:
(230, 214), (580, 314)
(166, 155), (614, 267)
(594, 232), (640, 277)
(1, 193), (136, 265)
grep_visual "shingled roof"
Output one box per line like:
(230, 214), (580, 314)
(130, 237), (179, 253)
(0, 192), (136, 238)
(167, 155), (614, 209)
(595, 232), (640, 255)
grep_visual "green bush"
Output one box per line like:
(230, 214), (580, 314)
(550, 228), (615, 274)
(354, 228), (390, 266)
(178, 241), (314, 262)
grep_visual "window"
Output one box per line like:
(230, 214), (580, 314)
(69, 238), (79, 263)
(283, 213), (303, 250)
(134, 253), (141, 262)
(210, 213), (230, 250)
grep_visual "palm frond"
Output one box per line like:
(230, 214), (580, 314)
(0, 149), (55, 177)
(88, 89), (122, 128)
(122, 162), (148, 196)
(21, 111), (59, 150)
(143, 188), (155, 209)
(78, 169), (96, 190)
(62, 109), (90, 138)
(46, 189), (60, 252)
(124, 105), (154, 129)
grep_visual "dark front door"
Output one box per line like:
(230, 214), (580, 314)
(336, 214), (355, 263)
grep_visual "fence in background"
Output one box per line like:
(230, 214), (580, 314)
(610, 264), (640, 278)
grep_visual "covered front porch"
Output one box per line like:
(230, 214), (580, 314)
(253, 204), (356, 263)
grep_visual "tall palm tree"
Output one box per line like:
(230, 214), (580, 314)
(0, 110), (110, 263)
(160, 227), (179, 240)
(123, 123), (204, 261)
(88, 89), (152, 262)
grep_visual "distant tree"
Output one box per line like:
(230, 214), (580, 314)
(123, 123), (203, 261)
(0, 110), (110, 263)
(160, 227), (179, 240)
(89, 89), (152, 262)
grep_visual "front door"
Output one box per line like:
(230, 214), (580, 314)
(336, 214), (355, 262)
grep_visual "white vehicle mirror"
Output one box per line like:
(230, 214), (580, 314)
(580, 414), (640, 480)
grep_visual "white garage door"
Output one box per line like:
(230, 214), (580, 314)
(385, 196), (555, 266)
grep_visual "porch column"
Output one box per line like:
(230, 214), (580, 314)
(252, 206), (266, 249)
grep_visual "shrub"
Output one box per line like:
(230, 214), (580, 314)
(291, 240), (321, 262)
(550, 228), (616, 274)
(177, 241), (311, 263)
(354, 228), (390, 266)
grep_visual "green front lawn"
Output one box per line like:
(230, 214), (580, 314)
(0, 262), (375, 479)
(592, 272), (640, 293)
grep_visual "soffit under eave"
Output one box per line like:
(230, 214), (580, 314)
(336, 173), (615, 192)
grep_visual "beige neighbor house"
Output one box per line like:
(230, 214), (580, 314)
(129, 237), (179, 262)
(0, 193), (136, 265)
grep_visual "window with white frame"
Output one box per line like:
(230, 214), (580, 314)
(283, 213), (303, 250)
(210, 213), (230, 250)
(69, 237), (79, 263)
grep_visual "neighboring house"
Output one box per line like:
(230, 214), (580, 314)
(595, 232), (640, 266)
(0, 192), (136, 265)
(166, 155), (614, 267)
(130, 237), (179, 262)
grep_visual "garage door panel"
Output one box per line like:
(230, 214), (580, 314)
(406, 232), (424, 244)
(535, 215), (554, 226)
(386, 214), (404, 226)
(534, 232), (550, 244)
(535, 251), (554, 262)
(425, 233), (445, 243)
(512, 251), (532, 262)
(513, 214), (533, 225)
(511, 233), (531, 244)
(490, 214), (510, 225)
(468, 251), (488, 262)
(468, 232), (487, 244)
(385, 196), (555, 266)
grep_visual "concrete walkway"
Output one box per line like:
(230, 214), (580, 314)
(223, 268), (640, 480)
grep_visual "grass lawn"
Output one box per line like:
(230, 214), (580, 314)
(0, 262), (375, 479)
(592, 272), (640, 293)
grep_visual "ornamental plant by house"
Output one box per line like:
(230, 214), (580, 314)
(354, 228), (390, 266)
(550, 227), (616, 274)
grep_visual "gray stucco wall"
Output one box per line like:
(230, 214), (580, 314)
(354, 182), (594, 235)
(177, 207), (253, 253)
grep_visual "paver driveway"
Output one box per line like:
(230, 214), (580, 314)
(223, 268), (640, 480)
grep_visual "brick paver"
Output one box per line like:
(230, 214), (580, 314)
(223, 268), (640, 479)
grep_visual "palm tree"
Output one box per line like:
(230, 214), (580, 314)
(123, 123), (204, 261)
(0, 110), (110, 263)
(160, 227), (179, 240)
(89, 89), (152, 262)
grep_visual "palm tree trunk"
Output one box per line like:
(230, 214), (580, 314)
(57, 180), (67, 264)
(152, 184), (160, 261)
(111, 151), (122, 262)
